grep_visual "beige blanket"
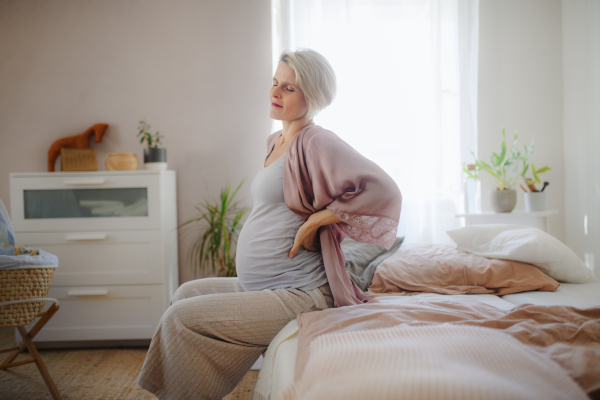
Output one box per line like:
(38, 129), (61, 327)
(280, 324), (588, 400)
(290, 300), (600, 398)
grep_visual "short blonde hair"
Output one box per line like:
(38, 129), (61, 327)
(279, 49), (337, 119)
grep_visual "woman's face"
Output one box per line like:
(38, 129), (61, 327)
(269, 62), (309, 121)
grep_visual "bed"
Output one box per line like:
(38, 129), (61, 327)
(253, 225), (600, 400)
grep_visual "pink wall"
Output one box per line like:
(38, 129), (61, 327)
(0, 0), (273, 284)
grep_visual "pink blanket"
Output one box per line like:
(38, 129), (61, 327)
(281, 324), (589, 400)
(293, 300), (600, 398)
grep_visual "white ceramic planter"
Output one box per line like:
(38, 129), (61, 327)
(525, 192), (547, 212)
(490, 189), (517, 213)
(143, 148), (167, 170)
(144, 162), (168, 171)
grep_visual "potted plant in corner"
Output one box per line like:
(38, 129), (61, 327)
(519, 138), (551, 212)
(137, 119), (167, 170)
(465, 129), (521, 213)
(179, 178), (249, 278)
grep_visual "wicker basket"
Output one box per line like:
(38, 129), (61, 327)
(105, 152), (139, 171)
(0, 267), (55, 329)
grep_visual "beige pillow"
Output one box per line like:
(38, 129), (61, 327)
(367, 243), (559, 296)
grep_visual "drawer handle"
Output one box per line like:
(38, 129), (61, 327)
(65, 233), (107, 241)
(67, 289), (109, 296)
(63, 178), (106, 186)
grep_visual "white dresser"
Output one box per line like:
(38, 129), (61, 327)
(9, 170), (179, 343)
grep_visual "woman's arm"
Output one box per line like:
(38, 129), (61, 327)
(289, 209), (342, 258)
(307, 208), (343, 228)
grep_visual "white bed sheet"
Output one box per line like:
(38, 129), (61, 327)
(501, 282), (600, 308)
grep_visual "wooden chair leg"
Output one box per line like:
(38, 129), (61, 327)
(17, 326), (63, 400)
(1, 303), (59, 367)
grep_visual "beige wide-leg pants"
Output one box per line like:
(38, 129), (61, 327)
(137, 277), (334, 400)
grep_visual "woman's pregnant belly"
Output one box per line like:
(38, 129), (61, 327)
(235, 204), (326, 291)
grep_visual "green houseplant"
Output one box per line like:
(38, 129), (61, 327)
(137, 119), (167, 169)
(518, 137), (551, 192)
(464, 129), (549, 213)
(179, 178), (249, 278)
(464, 129), (520, 191)
(518, 137), (551, 211)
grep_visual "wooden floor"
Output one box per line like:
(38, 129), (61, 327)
(0, 330), (259, 400)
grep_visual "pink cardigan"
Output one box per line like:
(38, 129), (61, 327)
(266, 124), (402, 307)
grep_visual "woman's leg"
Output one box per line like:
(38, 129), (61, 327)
(137, 282), (332, 400)
(170, 277), (244, 304)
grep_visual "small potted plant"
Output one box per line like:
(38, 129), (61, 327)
(466, 129), (551, 213)
(137, 119), (167, 170)
(465, 129), (521, 213)
(519, 138), (551, 211)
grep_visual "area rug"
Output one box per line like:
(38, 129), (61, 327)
(0, 331), (258, 400)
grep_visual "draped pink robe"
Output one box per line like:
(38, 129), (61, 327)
(266, 124), (402, 307)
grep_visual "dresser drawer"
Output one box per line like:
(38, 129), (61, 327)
(26, 285), (164, 342)
(16, 230), (167, 286)
(9, 172), (169, 231)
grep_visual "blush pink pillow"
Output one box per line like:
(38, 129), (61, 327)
(366, 243), (559, 296)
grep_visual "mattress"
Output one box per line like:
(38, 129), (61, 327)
(501, 282), (600, 308)
(253, 283), (600, 400)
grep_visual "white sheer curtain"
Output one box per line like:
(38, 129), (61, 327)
(272, 0), (479, 245)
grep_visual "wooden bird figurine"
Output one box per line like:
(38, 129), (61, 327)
(47, 123), (108, 171)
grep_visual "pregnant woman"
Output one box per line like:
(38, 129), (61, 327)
(137, 48), (402, 400)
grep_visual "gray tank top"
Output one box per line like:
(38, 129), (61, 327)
(236, 153), (328, 292)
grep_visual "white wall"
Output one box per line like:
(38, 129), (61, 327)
(562, 0), (600, 273)
(0, 0), (272, 284)
(478, 0), (565, 241)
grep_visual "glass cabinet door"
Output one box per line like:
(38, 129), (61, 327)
(23, 188), (148, 219)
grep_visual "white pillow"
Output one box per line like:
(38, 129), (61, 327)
(446, 224), (598, 284)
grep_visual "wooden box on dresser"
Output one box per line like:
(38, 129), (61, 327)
(9, 170), (178, 345)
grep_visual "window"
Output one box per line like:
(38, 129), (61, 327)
(273, 0), (478, 244)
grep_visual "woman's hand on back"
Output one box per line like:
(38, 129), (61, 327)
(289, 209), (342, 258)
(289, 219), (321, 258)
